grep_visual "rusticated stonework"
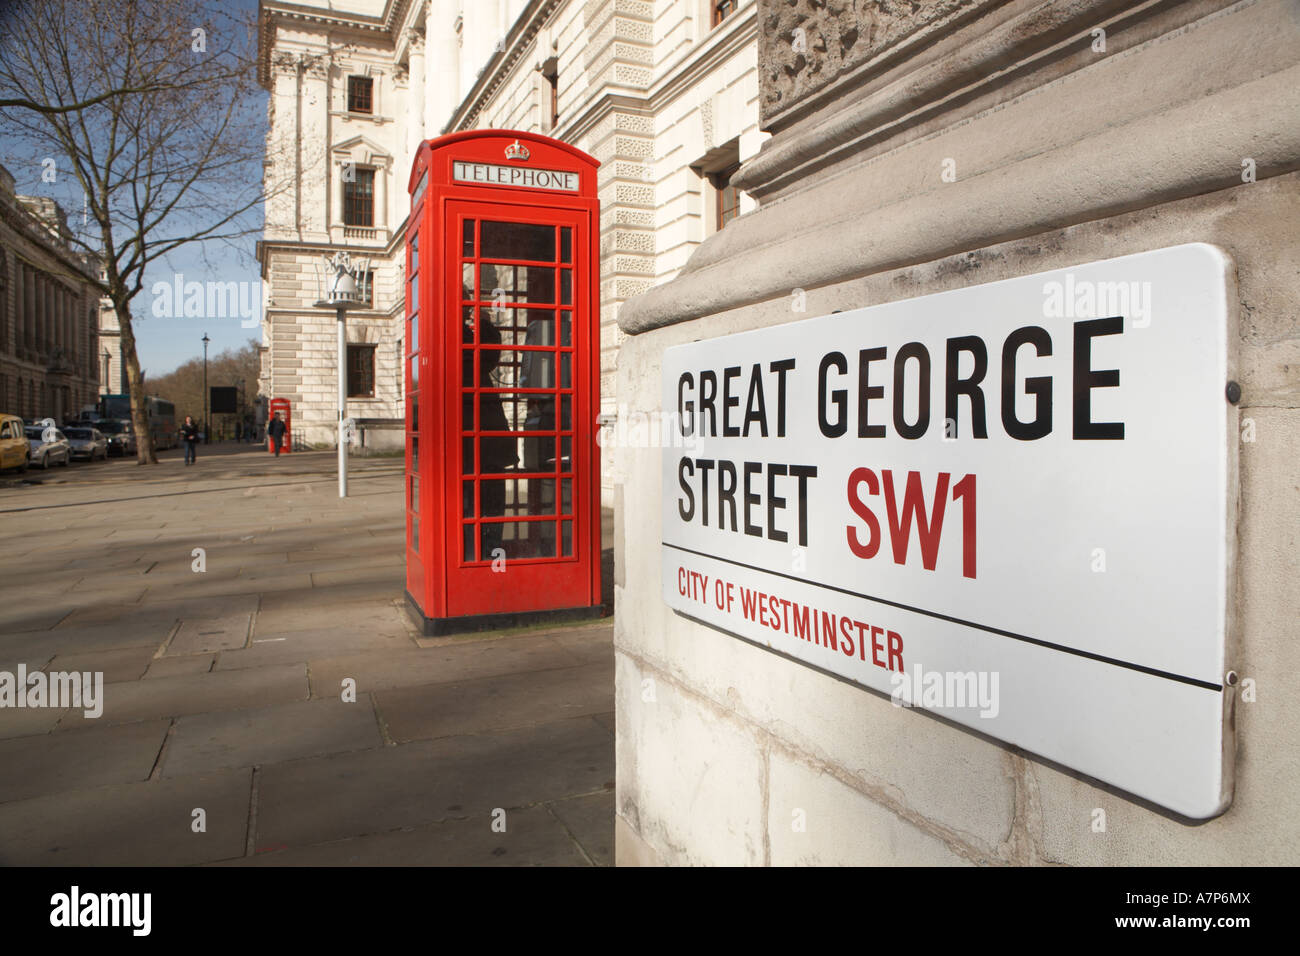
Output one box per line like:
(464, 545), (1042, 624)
(759, 0), (978, 126)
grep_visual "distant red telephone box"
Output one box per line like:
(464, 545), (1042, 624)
(404, 131), (603, 634)
(268, 397), (291, 454)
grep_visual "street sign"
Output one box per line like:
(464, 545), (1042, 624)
(660, 243), (1238, 818)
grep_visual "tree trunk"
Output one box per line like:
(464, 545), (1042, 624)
(115, 302), (157, 465)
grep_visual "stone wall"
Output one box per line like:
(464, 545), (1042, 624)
(612, 0), (1300, 865)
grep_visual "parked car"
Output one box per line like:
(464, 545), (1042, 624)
(64, 426), (109, 461)
(25, 425), (71, 469)
(94, 419), (137, 457)
(0, 414), (29, 472)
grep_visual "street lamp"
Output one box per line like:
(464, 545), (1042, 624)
(314, 250), (369, 498)
(202, 333), (210, 444)
(102, 348), (111, 394)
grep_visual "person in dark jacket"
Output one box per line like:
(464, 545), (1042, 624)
(267, 412), (287, 456)
(180, 416), (199, 465)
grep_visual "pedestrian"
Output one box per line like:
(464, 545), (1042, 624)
(267, 411), (286, 457)
(180, 415), (199, 465)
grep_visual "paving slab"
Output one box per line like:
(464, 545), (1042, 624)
(0, 703), (68, 740)
(0, 719), (169, 803)
(253, 599), (408, 635)
(137, 572), (314, 604)
(375, 660), (612, 742)
(0, 622), (168, 669)
(0, 768), (251, 866)
(547, 791), (615, 866)
(218, 804), (588, 866)
(165, 613), (253, 656)
(547, 624), (614, 664)
(55, 662), (308, 730)
(216, 627), (414, 671)
(144, 655), (215, 679)
(254, 716), (613, 850)
(45, 645), (156, 684)
(305, 634), (586, 698)
(163, 697), (384, 777)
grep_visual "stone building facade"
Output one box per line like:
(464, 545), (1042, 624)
(613, 0), (1300, 864)
(0, 165), (103, 424)
(257, 0), (763, 468)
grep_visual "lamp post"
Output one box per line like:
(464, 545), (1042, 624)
(102, 348), (111, 395)
(202, 333), (210, 444)
(314, 251), (368, 498)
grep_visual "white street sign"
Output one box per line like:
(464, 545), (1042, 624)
(660, 243), (1237, 819)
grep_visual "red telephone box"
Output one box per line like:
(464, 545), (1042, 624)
(404, 131), (602, 634)
(267, 397), (292, 454)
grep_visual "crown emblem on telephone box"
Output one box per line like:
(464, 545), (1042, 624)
(504, 139), (530, 161)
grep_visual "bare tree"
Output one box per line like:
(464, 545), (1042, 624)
(0, 0), (273, 463)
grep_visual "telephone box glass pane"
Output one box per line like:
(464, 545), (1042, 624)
(485, 520), (556, 560)
(412, 518), (420, 554)
(462, 436), (473, 475)
(411, 233), (419, 270)
(474, 478), (560, 515)
(480, 221), (555, 262)
(491, 308), (552, 347)
(410, 355), (419, 387)
(478, 264), (555, 304)
(462, 219), (475, 257)
(560, 227), (572, 263)
(561, 520), (573, 556)
(410, 475), (419, 513)
(482, 350), (554, 389)
(560, 269), (572, 304)
(409, 276), (418, 314)
(462, 480), (475, 518)
(463, 523), (475, 561)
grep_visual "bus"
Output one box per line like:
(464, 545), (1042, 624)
(97, 394), (178, 449)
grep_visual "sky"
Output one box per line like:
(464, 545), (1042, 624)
(2, 0), (268, 380)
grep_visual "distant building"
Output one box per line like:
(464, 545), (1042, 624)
(257, 0), (763, 474)
(0, 164), (103, 423)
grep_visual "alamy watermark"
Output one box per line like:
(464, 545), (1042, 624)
(890, 662), (1000, 718)
(1042, 272), (1152, 328)
(0, 666), (103, 718)
(50, 886), (150, 936)
(151, 273), (260, 328)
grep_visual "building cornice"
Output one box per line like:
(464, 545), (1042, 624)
(444, 0), (563, 134)
(0, 194), (100, 288)
(258, 0), (414, 88)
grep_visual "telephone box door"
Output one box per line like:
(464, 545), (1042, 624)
(443, 201), (596, 617)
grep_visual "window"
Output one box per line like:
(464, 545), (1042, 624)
(538, 56), (560, 132)
(712, 163), (742, 230)
(343, 167), (375, 227)
(357, 270), (375, 307)
(712, 0), (737, 27)
(347, 76), (373, 114)
(347, 344), (376, 398)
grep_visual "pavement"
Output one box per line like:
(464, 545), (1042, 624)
(0, 442), (615, 866)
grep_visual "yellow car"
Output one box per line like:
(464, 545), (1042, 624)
(0, 413), (30, 472)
